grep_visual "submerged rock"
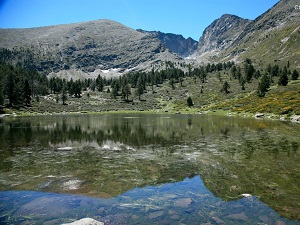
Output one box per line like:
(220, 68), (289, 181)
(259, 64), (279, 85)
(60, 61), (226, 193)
(61, 218), (104, 225)
(227, 212), (248, 221)
(174, 198), (192, 207)
(211, 216), (225, 224)
(148, 211), (164, 219)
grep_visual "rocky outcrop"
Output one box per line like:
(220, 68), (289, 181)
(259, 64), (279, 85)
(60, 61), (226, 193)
(0, 19), (181, 79)
(196, 14), (250, 56)
(137, 29), (198, 58)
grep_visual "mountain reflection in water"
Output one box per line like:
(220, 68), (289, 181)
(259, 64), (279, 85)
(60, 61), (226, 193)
(1, 175), (298, 225)
(0, 114), (299, 223)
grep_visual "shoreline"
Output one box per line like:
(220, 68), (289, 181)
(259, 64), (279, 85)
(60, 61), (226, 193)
(1, 108), (300, 124)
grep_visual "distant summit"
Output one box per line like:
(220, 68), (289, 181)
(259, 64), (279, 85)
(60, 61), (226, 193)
(193, 0), (300, 67)
(137, 29), (198, 58)
(193, 14), (250, 62)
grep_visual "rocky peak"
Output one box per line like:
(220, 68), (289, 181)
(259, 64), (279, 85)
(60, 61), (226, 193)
(196, 14), (251, 55)
(137, 29), (198, 58)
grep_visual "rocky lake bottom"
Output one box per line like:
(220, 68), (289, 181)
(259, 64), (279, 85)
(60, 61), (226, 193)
(0, 114), (299, 224)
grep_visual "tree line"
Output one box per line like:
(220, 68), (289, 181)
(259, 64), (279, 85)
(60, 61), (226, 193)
(0, 64), (48, 107)
(0, 59), (299, 108)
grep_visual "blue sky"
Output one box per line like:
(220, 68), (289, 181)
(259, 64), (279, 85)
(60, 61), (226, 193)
(0, 0), (279, 40)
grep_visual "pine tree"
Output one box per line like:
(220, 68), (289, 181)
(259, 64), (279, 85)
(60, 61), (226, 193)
(121, 83), (131, 101)
(187, 96), (193, 107)
(61, 85), (67, 105)
(96, 75), (104, 92)
(6, 72), (15, 107)
(135, 76), (144, 100)
(179, 77), (183, 87)
(221, 81), (230, 94)
(0, 78), (4, 106)
(23, 79), (31, 106)
(257, 73), (270, 97)
(278, 66), (288, 86)
(231, 65), (237, 79)
(169, 78), (175, 89)
(73, 80), (82, 98)
(292, 69), (299, 80)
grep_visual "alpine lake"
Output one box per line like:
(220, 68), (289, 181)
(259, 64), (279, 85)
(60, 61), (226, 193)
(0, 113), (299, 225)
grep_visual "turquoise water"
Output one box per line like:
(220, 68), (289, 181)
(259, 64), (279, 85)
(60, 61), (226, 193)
(0, 114), (299, 224)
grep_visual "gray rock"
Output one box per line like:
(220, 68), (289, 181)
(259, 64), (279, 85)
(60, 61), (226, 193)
(148, 211), (164, 219)
(211, 216), (225, 224)
(227, 212), (248, 221)
(254, 113), (264, 118)
(61, 218), (104, 225)
(290, 115), (300, 123)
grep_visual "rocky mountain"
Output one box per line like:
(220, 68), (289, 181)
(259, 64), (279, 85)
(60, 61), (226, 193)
(228, 0), (300, 67)
(137, 29), (198, 58)
(194, 0), (300, 67)
(195, 14), (250, 56)
(0, 19), (181, 79)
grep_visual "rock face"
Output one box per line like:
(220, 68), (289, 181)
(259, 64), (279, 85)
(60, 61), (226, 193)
(137, 29), (198, 57)
(0, 19), (180, 79)
(196, 14), (250, 55)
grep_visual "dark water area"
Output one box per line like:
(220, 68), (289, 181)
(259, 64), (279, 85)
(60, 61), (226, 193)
(0, 114), (299, 224)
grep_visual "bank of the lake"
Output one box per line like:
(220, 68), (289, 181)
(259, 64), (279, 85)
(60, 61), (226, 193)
(2, 107), (300, 125)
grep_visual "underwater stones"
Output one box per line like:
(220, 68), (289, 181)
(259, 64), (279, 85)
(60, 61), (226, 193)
(227, 212), (248, 221)
(15, 196), (72, 218)
(148, 210), (164, 219)
(211, 216), (225, 224)
(61, 218), (104, 225)
(174, 198), (192, 207)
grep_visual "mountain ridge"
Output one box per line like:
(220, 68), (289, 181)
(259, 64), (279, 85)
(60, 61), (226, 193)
(0, 19), (181, 79)
(1, 0), (299, 78)
(137, 29), (198, 58)
(193, 0), (300, 67)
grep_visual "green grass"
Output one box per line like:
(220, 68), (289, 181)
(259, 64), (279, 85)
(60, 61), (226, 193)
(4, 67), (300, 120)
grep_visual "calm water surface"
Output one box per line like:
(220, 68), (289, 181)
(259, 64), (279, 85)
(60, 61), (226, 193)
(0, 114), (299, 224)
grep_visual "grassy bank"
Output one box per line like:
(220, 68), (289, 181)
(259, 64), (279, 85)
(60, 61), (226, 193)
(1, 69), (300, 123)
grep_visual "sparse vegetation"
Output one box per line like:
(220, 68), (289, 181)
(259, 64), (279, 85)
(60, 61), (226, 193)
(0, 58), (299, 119)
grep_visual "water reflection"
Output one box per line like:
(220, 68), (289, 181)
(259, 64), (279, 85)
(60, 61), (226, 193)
(0, 114), (300, 221)
(1, 176), (298, 225)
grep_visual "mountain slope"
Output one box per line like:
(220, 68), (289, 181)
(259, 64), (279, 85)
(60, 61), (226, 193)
(229, 0), (300, 67)
(137, 29), (198, 57)
(0, 19), (181, 79)
(194, 0), (300, 68)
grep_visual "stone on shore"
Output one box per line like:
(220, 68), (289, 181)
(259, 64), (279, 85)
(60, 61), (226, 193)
(254, 113), (264, 118)
(290, 115), (300, 123)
